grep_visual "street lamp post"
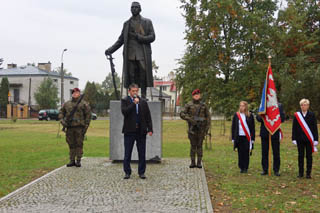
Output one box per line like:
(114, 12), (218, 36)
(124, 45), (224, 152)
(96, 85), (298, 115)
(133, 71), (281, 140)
(61, 49), (67, 106)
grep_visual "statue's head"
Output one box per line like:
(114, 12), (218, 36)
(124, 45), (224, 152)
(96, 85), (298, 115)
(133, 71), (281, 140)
(131, 2), (141, 16)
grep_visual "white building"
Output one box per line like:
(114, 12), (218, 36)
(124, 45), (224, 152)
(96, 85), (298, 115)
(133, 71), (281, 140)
(0, 62), (79, 107)
(153, 80), (180, 113)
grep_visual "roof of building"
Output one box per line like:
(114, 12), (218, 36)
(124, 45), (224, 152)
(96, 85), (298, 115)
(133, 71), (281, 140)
(148, 87), (171, 99)
(153, 80), (176, 92)
(0, 65), (78, 80)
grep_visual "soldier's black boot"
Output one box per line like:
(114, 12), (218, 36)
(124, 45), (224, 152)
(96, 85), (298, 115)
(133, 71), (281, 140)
(66, 160), (76, 167)
(197, 157), (202, 168)
(189, 158), (196, 168)
(75, 159), (81, 167)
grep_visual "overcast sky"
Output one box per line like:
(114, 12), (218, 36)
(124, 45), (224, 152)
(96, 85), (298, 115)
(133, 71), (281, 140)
(0, 0), (186, 89)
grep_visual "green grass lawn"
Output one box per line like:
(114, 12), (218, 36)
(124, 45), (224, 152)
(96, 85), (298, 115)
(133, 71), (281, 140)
(0, 119), (319, 212)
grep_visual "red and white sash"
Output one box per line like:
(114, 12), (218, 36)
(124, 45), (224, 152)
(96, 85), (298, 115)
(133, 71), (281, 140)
(236, 112), (251, 143)
(294, 112), (315, 152)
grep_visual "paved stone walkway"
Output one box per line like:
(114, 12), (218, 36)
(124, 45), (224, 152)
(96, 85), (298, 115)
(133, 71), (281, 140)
(0, 158), (213, 213)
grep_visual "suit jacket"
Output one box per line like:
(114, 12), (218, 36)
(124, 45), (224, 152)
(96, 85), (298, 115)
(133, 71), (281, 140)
(107, 15), (155, 88)
(256, 103), (285, 140)
(292, 110), (318, 142)
(121, 96), (153, 135)
(231, 113), (255, 143)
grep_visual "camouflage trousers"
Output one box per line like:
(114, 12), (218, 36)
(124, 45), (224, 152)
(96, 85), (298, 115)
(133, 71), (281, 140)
(66, 127), (84, 161)
(188, 132), (205, 159)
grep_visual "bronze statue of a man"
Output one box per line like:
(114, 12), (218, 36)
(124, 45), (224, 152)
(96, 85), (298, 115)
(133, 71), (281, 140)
(105, 2), (155, 98)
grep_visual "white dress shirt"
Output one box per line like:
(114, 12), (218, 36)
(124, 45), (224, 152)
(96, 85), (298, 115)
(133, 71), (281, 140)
(238, 113), (246, 136)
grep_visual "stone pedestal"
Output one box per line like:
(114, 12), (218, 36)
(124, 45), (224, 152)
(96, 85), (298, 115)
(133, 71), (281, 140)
(109, 101), (162, 161)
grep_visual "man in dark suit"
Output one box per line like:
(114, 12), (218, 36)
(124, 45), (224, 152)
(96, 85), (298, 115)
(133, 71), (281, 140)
(105, 1), (155, 98)
(256, 103), (285, 176)
(121, 83), (153, 179)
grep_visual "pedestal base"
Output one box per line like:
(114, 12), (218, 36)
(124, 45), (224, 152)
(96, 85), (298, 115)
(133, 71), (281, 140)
(109, 100), (162, 161)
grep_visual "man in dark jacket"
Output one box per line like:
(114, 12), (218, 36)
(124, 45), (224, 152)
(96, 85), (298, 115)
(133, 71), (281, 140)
(256, 103), (285, 176)
(105, 2), (155, 98)
(121, 83), (153, 179)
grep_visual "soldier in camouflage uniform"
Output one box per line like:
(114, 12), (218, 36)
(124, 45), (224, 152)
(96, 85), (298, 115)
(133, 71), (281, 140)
(180, 89), (211, 168)
(59, 88), (91, 167)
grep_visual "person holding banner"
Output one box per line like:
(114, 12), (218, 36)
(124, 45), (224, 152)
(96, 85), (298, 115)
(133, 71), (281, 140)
(231, 101), (255, 173)
(258, 60), (282, 176)
(256, 103), (285, 176)
(292, 99), (318, 179)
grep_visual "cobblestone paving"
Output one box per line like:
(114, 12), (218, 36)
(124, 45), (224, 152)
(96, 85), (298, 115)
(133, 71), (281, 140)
(0, 158), (213, 213)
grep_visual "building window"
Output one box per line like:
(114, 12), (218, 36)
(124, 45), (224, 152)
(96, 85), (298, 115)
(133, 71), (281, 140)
(162, 86), (167, 91)
(70, 81), (74, 85)
(53, 79), (58, 82)
(14, 89), (20, 103)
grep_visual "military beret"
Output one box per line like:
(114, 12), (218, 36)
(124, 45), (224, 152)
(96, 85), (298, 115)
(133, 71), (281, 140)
(72, 88), (80, 94)
(192, 89), (200, 96)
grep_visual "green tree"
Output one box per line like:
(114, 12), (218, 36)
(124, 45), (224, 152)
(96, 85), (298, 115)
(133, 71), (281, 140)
(177, 0), (277, 117)
(55, 67), (73, 76)
(95, 82), (110, 115)
(101, 72), (121, 95)
(274, 0), (320, 118)
(34, 78), (59, 109)
(84, 81), (98, 110)
(0, 78), (9, 115)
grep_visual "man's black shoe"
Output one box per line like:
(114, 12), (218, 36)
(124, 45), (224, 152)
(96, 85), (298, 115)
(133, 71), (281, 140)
(240, 170), (245, 173)
(124, 174), (130, 179)
(306, 174), (312, 179)
(274, 172), (281, 176)
(261, 171), (267, 175)
(196, 164), (202, 169)
(139, 174), (146, 179)
(66, 160), (76, 167)
(297, 174), (303, 178)
(189, 164), (196, 168)
(75, 160), (81, 167)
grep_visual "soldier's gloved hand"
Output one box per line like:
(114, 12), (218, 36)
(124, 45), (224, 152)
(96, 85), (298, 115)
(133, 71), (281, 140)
(292, 140), (297, 145)
(60, 119), (67, 127)
(314, 146), (318, 152)
(314, 141), (318, 146)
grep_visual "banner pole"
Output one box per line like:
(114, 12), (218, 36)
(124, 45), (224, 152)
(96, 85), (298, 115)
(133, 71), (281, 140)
(268, 55), (272, 177)
(268, 133), (272, 176)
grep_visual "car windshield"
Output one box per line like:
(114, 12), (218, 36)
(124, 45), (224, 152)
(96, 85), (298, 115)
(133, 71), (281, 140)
(39, 110), (46, 113)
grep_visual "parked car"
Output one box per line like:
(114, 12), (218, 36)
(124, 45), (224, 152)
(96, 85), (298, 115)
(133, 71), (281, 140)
(38, 109), (59, 121)
(91, 113), (97, 120)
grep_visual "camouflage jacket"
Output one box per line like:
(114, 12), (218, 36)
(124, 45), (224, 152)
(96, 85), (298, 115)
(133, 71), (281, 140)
(59, 97), (91, 128)
(180, 99), (211, 134)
